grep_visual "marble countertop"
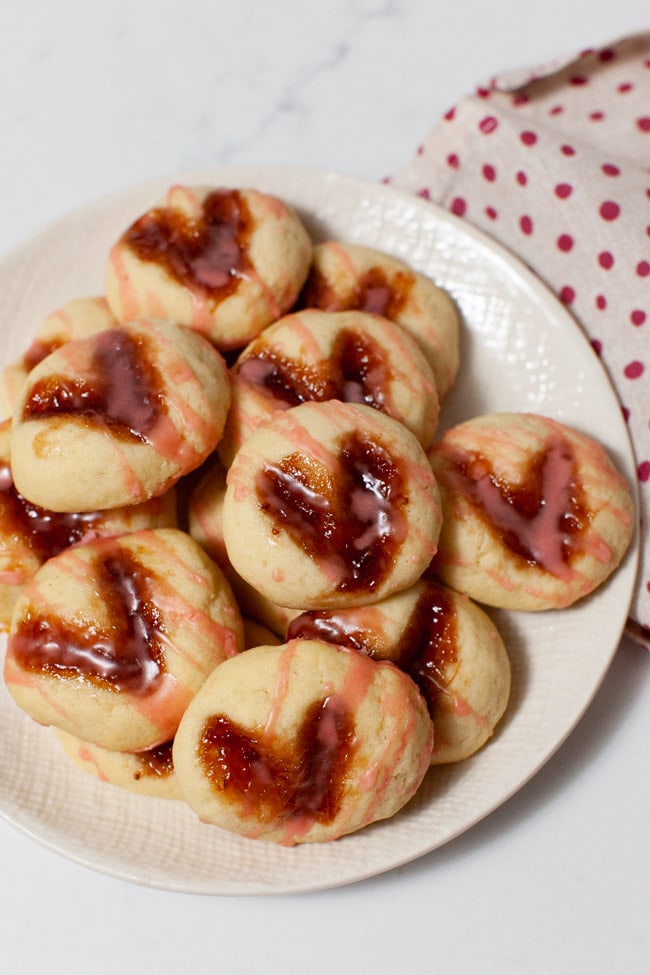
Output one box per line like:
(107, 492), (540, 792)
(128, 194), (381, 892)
(0, 3), (648, 973)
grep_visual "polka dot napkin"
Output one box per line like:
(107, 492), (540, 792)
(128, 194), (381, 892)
(390, 33), (649, 647)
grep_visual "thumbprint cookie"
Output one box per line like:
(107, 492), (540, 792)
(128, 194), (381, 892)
(106, 184), (313, 350)
(223, 400), (443, 610)
(288, 575), (511, 764)
(0, 418), (177, 631)
(4, 528), (244, 752)
(1, 296), (117, 419)
(300, 241), (461, 398)
(54, 729), (181, 800)
(172, 639), (434, 844)
(218, 308), (439, 467)
(10, 318), (231, 512)
(428, 412), (635, 611)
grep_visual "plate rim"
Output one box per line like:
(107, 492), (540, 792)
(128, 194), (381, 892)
(0, 164), (639, 896)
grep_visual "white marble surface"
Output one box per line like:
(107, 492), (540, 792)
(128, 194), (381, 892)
(0, 2), (649, 973)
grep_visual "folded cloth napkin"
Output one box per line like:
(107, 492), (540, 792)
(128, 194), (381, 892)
(390, 32), (650, 647)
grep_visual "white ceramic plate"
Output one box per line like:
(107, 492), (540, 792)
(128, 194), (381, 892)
(0, 166), (638, 895)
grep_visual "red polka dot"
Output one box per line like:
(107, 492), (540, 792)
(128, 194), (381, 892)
(417, 188), (432, 200)
(592, 338), (603, 354)
(512, 93), (529, 106)
(520, 130), (537, 146)
(602, 163), (620, 176)
(557, 234), (574, 252)
(447, 153), (460, 169)
(479, 115), (499, 134)
(555, 183), (573, 199)
(596, 295), (607, 310)
(561, 144), (576, 156)
(589, 111), (605, 121)
(451, 197), (466, 216)
(570, 74), (588, 85)
(631, 310), (647, 326)
(519, 215), (533, 235)
(599, 201), (620, 220)
(485, 206), (498, 220)
(516, 171), (528, 186)
(638, 460), (650, 482)
(637, 117), (650, 132)
(636, 261), (650, 277)
(598, 251), (614, 269)
(482, 163), (496, 181)
(599, 48), (616, 62)
(444, 107), (456, 121)
(624, 360), (645, 379)
(549, 104), (564, 116)
(560, 286), (575, 304)
(476, 86), (491, 99)
(618, 82), (634, 93)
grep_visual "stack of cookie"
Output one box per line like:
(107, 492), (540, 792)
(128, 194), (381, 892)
(0, 183), (634, 845)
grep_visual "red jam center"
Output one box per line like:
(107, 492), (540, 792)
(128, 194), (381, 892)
(288, 611), (382, 655)
(396, 579), (458, 713)
(255, 431), (408, 593)
(302, 263), (414, 319)
(22, 329), (162, 442)
(236, 326), (389, 410)
(9, 540), (166, 694)
(0, 461), (104, 561)
(122, 188), (254, 302)
(288, 576), (457, 718)
(440, 434), (590, 576)
(198, 694), (354, 824)
(133, 740), (175, 779)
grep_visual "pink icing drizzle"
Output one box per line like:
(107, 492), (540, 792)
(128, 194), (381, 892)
(439, 431), (595, 580)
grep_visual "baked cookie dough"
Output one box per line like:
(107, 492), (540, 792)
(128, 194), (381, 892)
(106, 184), (313, 350)
(428, 412), (635, 610)
(219, 308), (439, 466)
(1, 296), (116, 419)
(172, 639), (434, 844)
(288, 575), (511, 764)
(186, 455), (230, 567)
(223, 400), (443, 609)
(242, 618), (282, 649)
(54, 729), (181, 800)
(10, 318), (231, 512)
(4, 528), (244, 752)
(301, 241), (461, 398)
